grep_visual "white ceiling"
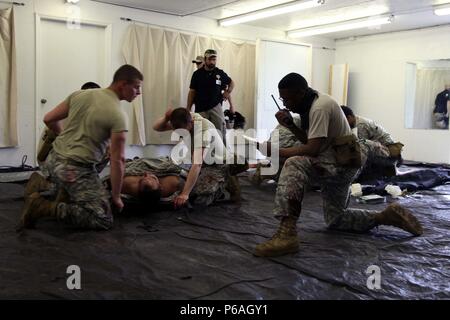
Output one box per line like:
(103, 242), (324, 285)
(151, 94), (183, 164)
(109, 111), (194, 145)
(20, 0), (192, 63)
(92, 0), (241, 15)
(92, 0), (450, 39)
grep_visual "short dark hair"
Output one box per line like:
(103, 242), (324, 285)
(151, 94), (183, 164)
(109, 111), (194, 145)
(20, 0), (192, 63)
(81, 82), (101, 90)
(341, 106), (355, 117)
(113, 64), (144, 83)
(278, 73), (309, 91)
(138, 182), (162, 207)
(170, 108), (192, 129)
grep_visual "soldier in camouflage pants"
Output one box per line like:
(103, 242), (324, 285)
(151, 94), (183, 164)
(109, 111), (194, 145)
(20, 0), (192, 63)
(273, 150), (378, 232)
(274, 134), (411, 222)
(273, 135), (402, 231)
(18, 65), (143, 231)
(254, 73), (423, 258)
(44, 150), (113, 230)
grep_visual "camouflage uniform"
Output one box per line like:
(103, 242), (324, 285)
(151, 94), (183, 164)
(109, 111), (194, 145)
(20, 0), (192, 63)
(124, 157), (182, 177)
(274, 149), (378, 232)
(116, 157), (227, 207)
(28, 88), (127, 230)
(272, 94), (380, 232)
(263, 116), (303, 181)
(355, 116), (396, 169)
(255, 93), (422, 257)
(191, 164), (228, 206)
(355, 116), (394, 146)
(45, 150), (113, 230)
(269, 115), (303, 149)
(358, 138), (391, 167)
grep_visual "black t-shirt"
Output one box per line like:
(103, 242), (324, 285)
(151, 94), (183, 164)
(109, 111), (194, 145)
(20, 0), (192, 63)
(189, 67), (231, 112)
(434, 89), (449, 114)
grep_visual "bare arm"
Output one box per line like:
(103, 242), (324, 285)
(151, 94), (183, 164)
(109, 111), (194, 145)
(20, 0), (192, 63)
(179, 163), (202, 198)
(223, 79), (234, 103)
(109, 131), (127, 211)
(153, 109), (174, 132)
(187, 89), (196, 112)
(279, 138), (325, 158)
(286, 125), (308, 145)
(227, 95), (235, 113)
(43, 100), (70, 134)
(226, 79), (234, 94)
(173, 147), (205, 209)
(275, 109), (307, 144)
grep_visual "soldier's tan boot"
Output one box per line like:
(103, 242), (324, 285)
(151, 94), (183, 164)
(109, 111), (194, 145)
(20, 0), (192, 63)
(249, 163), (263, 186)
(387, 142), (404, 159)
(226, 176), (242, 203)
(24, 172), (51, 198)
(375, 203), (423, 236)
(37, 129), (57, 163)
(17, 192), (58, 230)
(254, 215), (299, 257)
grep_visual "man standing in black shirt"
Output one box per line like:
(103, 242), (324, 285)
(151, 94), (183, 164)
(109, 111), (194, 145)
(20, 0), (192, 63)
(187, 49), (234, 143)
(433, 85), (449, 129)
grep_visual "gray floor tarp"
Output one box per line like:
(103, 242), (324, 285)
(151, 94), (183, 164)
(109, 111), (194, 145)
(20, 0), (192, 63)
(0, 173), (449, 299)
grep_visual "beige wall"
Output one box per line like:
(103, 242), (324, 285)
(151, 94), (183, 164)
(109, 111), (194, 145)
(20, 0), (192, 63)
(336, 25), (450, 163)
(0, 0), (335, 166)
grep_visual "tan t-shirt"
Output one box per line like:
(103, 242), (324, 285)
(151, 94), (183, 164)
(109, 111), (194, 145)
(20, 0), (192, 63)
(53, 88), (128, 164)
(191, 112), (227, 163)
(307, 93), (352, 153)
(191, 112), (218, 149)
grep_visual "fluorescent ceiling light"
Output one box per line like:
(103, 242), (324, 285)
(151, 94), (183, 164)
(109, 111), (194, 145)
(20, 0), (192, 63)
(434, 4), (450, 16)
(288, 5), (388, 30)
(287, 15), (393, 38)
(219, 0), (325, 27)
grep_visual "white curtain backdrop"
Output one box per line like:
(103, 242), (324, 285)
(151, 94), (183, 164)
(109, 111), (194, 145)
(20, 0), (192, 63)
(0, 7), (18, 147)
(413, 68), (450, 129)
(122, 24), (255, 145)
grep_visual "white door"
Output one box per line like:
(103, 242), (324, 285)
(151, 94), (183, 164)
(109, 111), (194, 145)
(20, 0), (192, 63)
(255, 40), (312, 142)
(36, 17), (110, 154)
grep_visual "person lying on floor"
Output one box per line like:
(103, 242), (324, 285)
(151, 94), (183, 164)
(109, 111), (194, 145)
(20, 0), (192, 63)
(103, 157), (230, 211)
(24, 155), (229, 216)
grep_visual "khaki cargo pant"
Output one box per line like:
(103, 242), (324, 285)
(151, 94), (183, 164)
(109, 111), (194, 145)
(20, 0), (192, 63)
(45, 151), (113, 230)
(199, 103), (226, 145)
